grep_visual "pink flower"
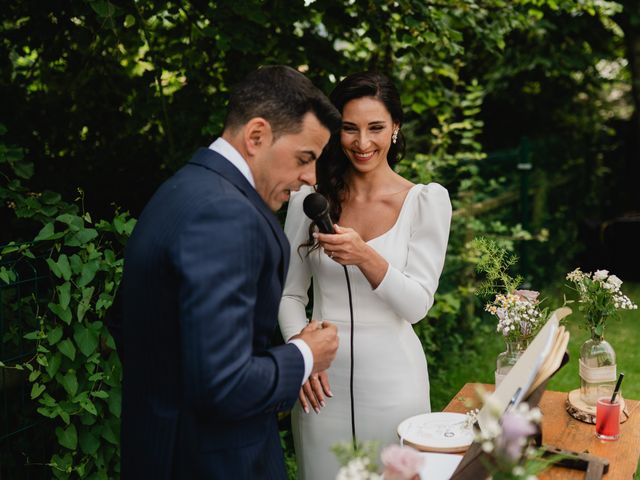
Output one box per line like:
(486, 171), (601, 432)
(380, 445), (424, 480)
(513, 289), (539, 303)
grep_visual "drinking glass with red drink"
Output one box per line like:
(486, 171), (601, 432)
(596, 397), (620, 440)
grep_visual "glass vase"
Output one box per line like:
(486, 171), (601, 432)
(579, 329), (616, 407)
(495, 339), (527, 386)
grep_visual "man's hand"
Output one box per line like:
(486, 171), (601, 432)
(292, 320), (338, 374)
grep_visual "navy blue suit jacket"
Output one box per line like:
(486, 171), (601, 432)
(116, 148), (304, 479)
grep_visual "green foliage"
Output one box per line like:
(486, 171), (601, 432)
(1, 210), (132, 478)
(472, 237), (523, 298)
(1, 123), (132, 478)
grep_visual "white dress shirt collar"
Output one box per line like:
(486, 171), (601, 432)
(208, 137), (255, 188)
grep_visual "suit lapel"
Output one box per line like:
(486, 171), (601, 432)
(188, 148), (290, 283)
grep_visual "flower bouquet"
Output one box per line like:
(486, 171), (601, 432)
(472, 238), (547, 385)
(333, 441), (424, 480)
(565, 268), (637, 406)
(565, 268), (637, 337)
(473, 391), (558, 480)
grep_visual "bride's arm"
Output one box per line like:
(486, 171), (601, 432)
(371, 183), (451, 323)
(278, 188), (314, 341)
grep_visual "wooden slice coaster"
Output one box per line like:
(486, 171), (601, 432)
(565, 389), (629, 424)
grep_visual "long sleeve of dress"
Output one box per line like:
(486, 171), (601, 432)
(372, 183), (452, 323)
(278, 186), (315, 341)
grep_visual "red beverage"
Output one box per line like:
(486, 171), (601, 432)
(596, 397), (620, 440)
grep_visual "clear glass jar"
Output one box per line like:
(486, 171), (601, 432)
(579, 329), (616, 406)
(495, 339), (527, 386)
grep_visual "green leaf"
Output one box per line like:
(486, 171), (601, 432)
(29, 369), (41, 382)
(79, 429), (100, 455)
(58, 282), (71, 309)
(47, 258), (62, 279)
(36, 352), (49, 368)
(67, 228), (98, 247)
(56, 213), (83, 230)
(78, 260), (100, 287)
(70, 254), (83, 274)
(58, 254), (72, 281)
(77, 286), (95, 322)
(124, 13), (136, 27)
(34, 222), (55, 241)
(107, 388), (121, 417)
(41, 191), (62, 205)
(55, 424), (78, 450)
(47, 353), (62, 378)
(49, 302), (72, 324)
(81, 397), (98, 415)
(58, 338), (76, 361)
(14, 160), (34, 179)
(48, 326), (64, 345)
(24, 330), (43, 340)
(31, 383), (46, 399)
(51, 453), (73, 474)
(74, 325), (98, 357)
(60, 371), (78, 396)
(88, 372), (105, 382)
(91, 390), (109, 399)
(39, 392), (57, 407)
(58, 408), (70, 425)
(0, 266), (17, 284)
(37, 406), (56, 418)
(101, 419), (119, 445)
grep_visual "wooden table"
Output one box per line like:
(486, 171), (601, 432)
(444, 383), (640, 479)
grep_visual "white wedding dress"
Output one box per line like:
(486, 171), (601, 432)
(278, 183), (452, 480)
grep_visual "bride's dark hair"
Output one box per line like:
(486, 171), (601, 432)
(301, 71), (405, 252)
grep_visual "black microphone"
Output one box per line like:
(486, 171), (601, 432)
(303, 192), (334, 234)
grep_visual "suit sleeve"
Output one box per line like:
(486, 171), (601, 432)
(172, 196), (303, 419)
(278, 188), (314, 341)
(372, 183), (452, 323)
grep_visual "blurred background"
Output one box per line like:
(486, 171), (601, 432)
(1, 1), (639, 478)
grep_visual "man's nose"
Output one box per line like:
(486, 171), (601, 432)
(300, 163), (316, 186)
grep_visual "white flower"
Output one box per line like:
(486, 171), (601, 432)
(607, 275), (623, 289)
(336, 457), (381, 480)
(593, 269), (609, 281)
(566, 268), (584, 282)
(512, 465), (526, 476)
(481, 440), (494, 453)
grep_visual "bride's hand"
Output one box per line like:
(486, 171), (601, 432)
(299, 370), (332, 414)
(315, 225), (370, 266)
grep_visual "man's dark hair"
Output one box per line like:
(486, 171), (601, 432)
(224, 65), (341, 140)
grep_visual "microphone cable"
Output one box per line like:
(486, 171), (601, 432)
(342, 264), (357, 449)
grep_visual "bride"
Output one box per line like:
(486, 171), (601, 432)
(278, 71), (451, 479)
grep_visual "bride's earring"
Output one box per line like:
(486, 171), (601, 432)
(392, 128), (399, 144)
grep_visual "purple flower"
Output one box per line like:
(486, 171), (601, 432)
(496, 411), (537, 461)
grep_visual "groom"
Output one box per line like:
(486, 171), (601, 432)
(114, 66), (341, 479)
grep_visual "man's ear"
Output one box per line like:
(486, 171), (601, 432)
(244, 118), (272, 156)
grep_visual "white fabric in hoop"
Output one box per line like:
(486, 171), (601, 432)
(579, 359), (616, 383)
